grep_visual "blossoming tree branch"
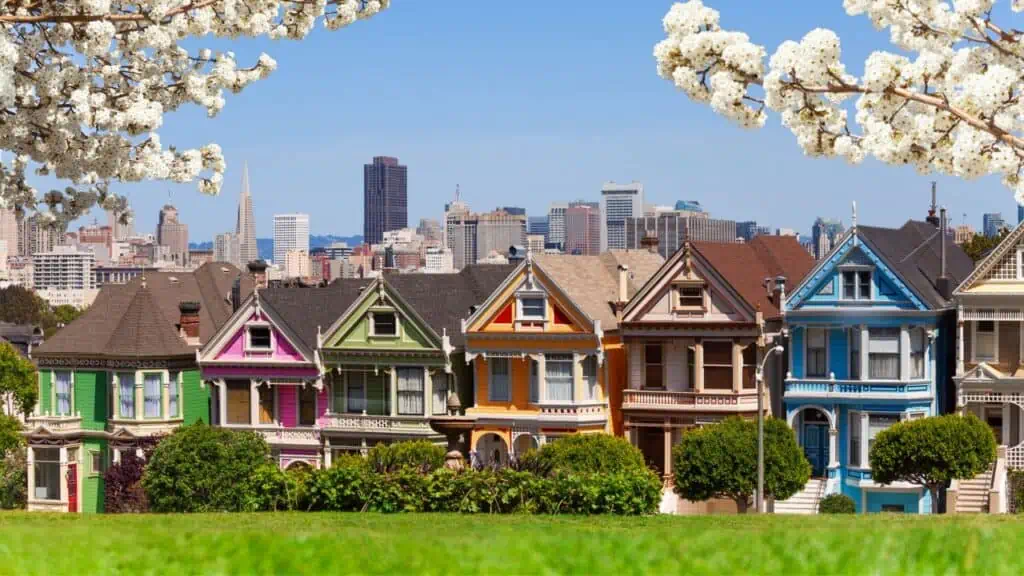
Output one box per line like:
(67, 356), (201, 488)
(0, 0), (388, 225)
(654, 0), (1024, 201)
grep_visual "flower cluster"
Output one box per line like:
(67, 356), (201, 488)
(655, 0), (1024, 202)
(0, 0), (388, 218)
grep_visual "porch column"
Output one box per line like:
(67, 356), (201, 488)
(957, 319), (965, 376)
(218, 380), (227, 425)
(663, 420), (672, 478)
(323, 445), (332, 469)
(134, 371), (143, 421)
(58, 446), (68, 504)
(828, 427), (838, 468)
(900, 327), (910, 382)
(250, 380), (260, 426)
(860, 327), (869, 381)
(389, 368), (398, 417)
(573, 353), (585, 402)
(732, 340), (743, 393)
(1003, 404), (1012, 446)
(26, 447), (34, 503)
(423, 367), (431, 417)
(162, 373), (170, 419)
(694, 340), (704, 393)
(537, 355), (547, 403)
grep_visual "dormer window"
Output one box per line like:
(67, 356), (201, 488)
(519, 297), (546, 321)
(677, 285), (704, 308)
(842, 270), (871, 300)
(246, 325), (272, 351)
(371, 312), (397, 336)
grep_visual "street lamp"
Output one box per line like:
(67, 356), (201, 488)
(756, 344), (784, 514)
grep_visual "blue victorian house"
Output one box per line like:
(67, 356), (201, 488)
(779, 210), (972, 514)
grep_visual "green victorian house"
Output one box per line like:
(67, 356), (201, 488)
(27, 263), (253, 513)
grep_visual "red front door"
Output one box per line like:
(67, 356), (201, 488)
(66, 464), (77, 513)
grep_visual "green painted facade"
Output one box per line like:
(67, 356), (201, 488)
(323, 286), (439, 353)
(182, 369), (208, 424)
(74, 371), (108, 431)
(81, 438), (106, 514)
(38, 371), (51, 414)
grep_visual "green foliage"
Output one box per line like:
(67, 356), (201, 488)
(0, 416), (24, 459)
(0, 286), (86, 338)
(0, 447), (26, 509)
(244, 464), (293, 512)
(870, 414), (996, 508)
(529, 434), (647, 476)
(962, 229), (1010, 262)
(1010, 471), (1024, 514)
(0, 341), (37, 419)
(672, 416), (810, 512)
(818, 494), (856, 514)
(367, 441), (445, 474)
(141, 423), (276, 513)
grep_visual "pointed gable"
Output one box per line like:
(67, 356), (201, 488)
(958, 220), (1024, 294)
(322, 278), (442, 351)
(204, 304), (309, 364)
(468, 259), (592, 334)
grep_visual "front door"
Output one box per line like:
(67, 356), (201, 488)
(637, 428), (666, 476)
(803, 424), (828, 477)
(66, 463), (77, 513)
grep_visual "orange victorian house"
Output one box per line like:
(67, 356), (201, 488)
(460, 251), (662, 465)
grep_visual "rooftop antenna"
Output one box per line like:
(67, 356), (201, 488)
(455, 184), (461, 202)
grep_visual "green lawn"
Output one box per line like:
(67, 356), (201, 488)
(1, 512), (1023, 575)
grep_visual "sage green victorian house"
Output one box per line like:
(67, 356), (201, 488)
(306, 267), (513, 459)
(27, 263), (253, 513)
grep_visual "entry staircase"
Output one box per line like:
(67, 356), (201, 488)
(954, 466), (993, 514)
(774, 478), (826, 514)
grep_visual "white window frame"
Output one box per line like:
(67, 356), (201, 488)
(910, 327), (927, 380)
(840, 266), (873, 301)
(583, 355), (599, 401)
(972, 318), (999, 363)
(671, 281), (707, 312)
(369, 310), (400, 338)
(89, 449), (104, 477)
(167, 372), (181, 419)
(244, 322), (274, 353)
(142, 372), (163, 419)
(804, 327), (829, 379)
(517, 296), (547, 322)
(115, 371), (136, 419)
(32, 447), (61, 501)
(396, 367), (425, 416)
(867, 327), (901, 381)
(488, 358), (511, 402)
(544, 353), (575, 402)
(848, 410), (862, 468)
(52, 370), (74, 417)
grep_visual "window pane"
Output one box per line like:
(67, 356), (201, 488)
(258, 386), (274, 424)
(366, 372), (387, 415)
(397, 368), (424, 416)
(857, 271), (871, 299)
(55, 372), (72, 416)
(807, 328), (827, 378)
(868, 414), (899, 454)
(33, 448), (60, 501)
(520, 297), (545, 319)
(299, 385), (316, 426)
(433, 374), (449, 415)
(226, 380), (250, 425)
(168, 372), (179, 417)
(910, 328), (926, 379)
(869, 328), (900, 379)
(489, 358), (510, 402)
(678, 286), (703, 308)
(346, 374), (365, 414)
(373, 313), (397, 336)
(119, 372), (135, 419)
(842, 271), (856, 299)
(849, 328), (861, 380)
(645, 343), (663, 389)
(849, 413), (861, 467)
(545, 355), (573, 402)
(584, 356), (598, 400)
(249, 326), (271, 349)
(144, 374), (162, 418)
(529, 360), (539, 404)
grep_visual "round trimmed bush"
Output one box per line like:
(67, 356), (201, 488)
(818, 493), (856, 514)
(531, 434), (647, 476)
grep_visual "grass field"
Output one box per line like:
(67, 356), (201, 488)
(1, 512), (1023, 574)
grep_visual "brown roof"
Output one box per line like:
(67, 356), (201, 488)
(534, 251), (665, 330)
(35, 262), (254, 359)
(692, 236), (814, 319)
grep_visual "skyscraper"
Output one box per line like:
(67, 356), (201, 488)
(273, 213), (310, 266)
(811, 217), (845, 259)
(737, 221), (771, 242)
(547, 203), (568, 249)
(1019, 204), (1024, 225)
(600, 181), (644, 252)
(363, 156), (408, 245)
(528, 216), (549, 239)
(984, 212), (1007, 237)
(214, 232), (241, 267)
(625, 212), (737, 258)
(0, 207), (17, 259)
(476, 209), (527, 262)
(565, 201), (601, 256)
(236, 162), (258, 266)
(156, 204), (189, 265)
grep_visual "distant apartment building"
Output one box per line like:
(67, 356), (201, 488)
(625, 212), (738, 259)
(214, 232), (241, 267)
(527, 234), (546, 255)
(983, 212), (1007, 238)
(476, 209), (527, 263)
(500, 206), (526, 216)
(737, 220), (771, 242)
(325, 242), (353, 261)
(417, 218), (442, 243)
(547, 203), (568, 249)
(0, 208), (17, 258)
(600, 181), (644, 251)
(19, 213), (60, 256)
(273, 213), (310, 266)
(424, 247), (454, 273)
(528, 216), (549, 238)
(565, 201), (601, 256)
(33, 246), (97, 308)
(954, 224), (976, 245)
(363, 156), (408, 245)
(94, 265), (159, 287)
(156, 204), (189, 265)
(443, 187), (471, 252)
(190, 249), (213, 267)
(284, 249), (311, 279)
(450, 217), (478, 271)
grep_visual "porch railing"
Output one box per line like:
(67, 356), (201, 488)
(622, 389), (760, 411)
(785, 379), (930, 397)
(320, 413), (434, 435)
(537, 402), (606, 417)
(25, 415), (82, 432)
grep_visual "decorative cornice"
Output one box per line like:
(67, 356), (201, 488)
(35, 356), (195, 370)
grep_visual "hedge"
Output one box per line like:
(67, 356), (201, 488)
(818, 494), (856, 514)
(525, 434), (647, 476)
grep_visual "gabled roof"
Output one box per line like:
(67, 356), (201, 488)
(35, 263), (254, 360)
(956, 218), (1024, 295)
(258, 280), (373, 352)
(533, 251), (664, 330)
(858, 220), (973, 308)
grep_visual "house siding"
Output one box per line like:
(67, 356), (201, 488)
(38, 371), (51, 414)
(279, 387), (297, 427)
(182, 369), (208, 424)
(81, 438), (106, 514)
(75, 371), (107, 431)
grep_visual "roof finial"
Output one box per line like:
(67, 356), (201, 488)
(851, 201), (857, 231)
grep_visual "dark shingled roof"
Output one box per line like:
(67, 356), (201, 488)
(259, 265), (516, 350)
(858, 220), (974, 309)
(35, 263), (254, 359)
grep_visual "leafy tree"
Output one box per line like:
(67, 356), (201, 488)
(51, 305), (86, 332)
(672, 416), (810, 513)
(870, 413), (996, 511)
(962, 229), (1011, 263)
(0, 341), (39, 418)
(0, 286), (50, 327)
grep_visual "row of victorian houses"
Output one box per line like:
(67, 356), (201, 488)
(22, 200), (1024, 515)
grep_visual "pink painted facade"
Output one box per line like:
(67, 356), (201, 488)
(214, 312), (307, 363)
(278, 387), (298, 428)
(202, 366), (319, 379)
(318, 387), (329, 421)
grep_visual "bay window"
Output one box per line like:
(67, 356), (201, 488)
(529, 360), (539, 403)
(975, 320), (996, 362)
(584, 356), (598, 400)
(118, 372), (135, 419)
(397, 368), (424, 415)
(168, 372), (180, 418)
(225, 380), (250, 425)
(806, 328), (827, 378)
(910, 328), (926, 379)
(345, 374), (365, 414)
(545, 354), (574, 402)
(868, 328), (900, 380)
(54, 371), (72, 416)
(703, 341), (733, 390)
(849, 411), (899, 468)
(33, 447), (60, 501)
(489, 358), (510, 402)
(143, 373), (162, 418)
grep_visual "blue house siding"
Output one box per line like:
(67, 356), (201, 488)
(829, 328), (848, 380)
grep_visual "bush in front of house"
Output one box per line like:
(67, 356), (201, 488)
(104, 452), (149, 513)
(366, 441), (446, 474)
(0, 448), (26, 510)
(142, 423), (278, 513)
(528, 434), (648, 476)
(870, 414), (996, 513)
(818, 494), (856, 514)
(673, 416), (810, 513)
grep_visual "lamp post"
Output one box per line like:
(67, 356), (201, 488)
(756, 344), (784, 514)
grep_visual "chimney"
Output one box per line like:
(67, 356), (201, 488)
(231, 276), (241, 312)
(641, 233), (659, 255)
(178, 301), (201, 345)
(618, 264), (630, 303)
(937, 206), (952, 300)
(773, 275), (786, 306)
(247, 260), (268, 289)
(926, 181), (940, 227)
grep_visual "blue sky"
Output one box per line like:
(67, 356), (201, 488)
(56, 1), (1021, 240)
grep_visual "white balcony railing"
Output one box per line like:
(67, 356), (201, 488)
(622, 389), (760, 412)
(25, 414), (82, 432)
(537, 402), (606, 417)
(784, 379), (931, 399)
(320, 413), (435, 435)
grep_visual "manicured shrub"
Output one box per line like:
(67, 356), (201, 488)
(818, 494), (856, 514)
(367, 441), (445, 474)
(531, 434), (647, 476)
(673, 416), (810, 513)
(0, 448), (26, 510)
(870, 414), (996, 511)
(142, 423), (276, 513)
(104, 452), (149, 513)
(305, 455), (371, 512)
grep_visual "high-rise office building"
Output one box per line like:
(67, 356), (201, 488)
(156, 204), (189, 265)
(600, 181), (644, 252)
(984, 212), (1007, 238)
(625, 212), (737, 259)
(450, 217), (478, 271)
(476, 209), (527, 263)
(363, 156), (408, 245)
(1018, 205), (1024, 225)
(444, 186), (471, 253)
(565, 201), (601, 256)
(236, 162), (258, 266)
(33, 245), (96, 290)
(500, 206), (526, 216)
(273, 213), (310, 266)
(547, 203), (568, 249)
(528, 216), (549, 239)
(737, 221), (771, 242)
(19, 213), (61, 256)
(214, 232), (241, 267)
(417, 218), (442, 243)
(0, 207), (17, 259)
(811, 217), (845, 259)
